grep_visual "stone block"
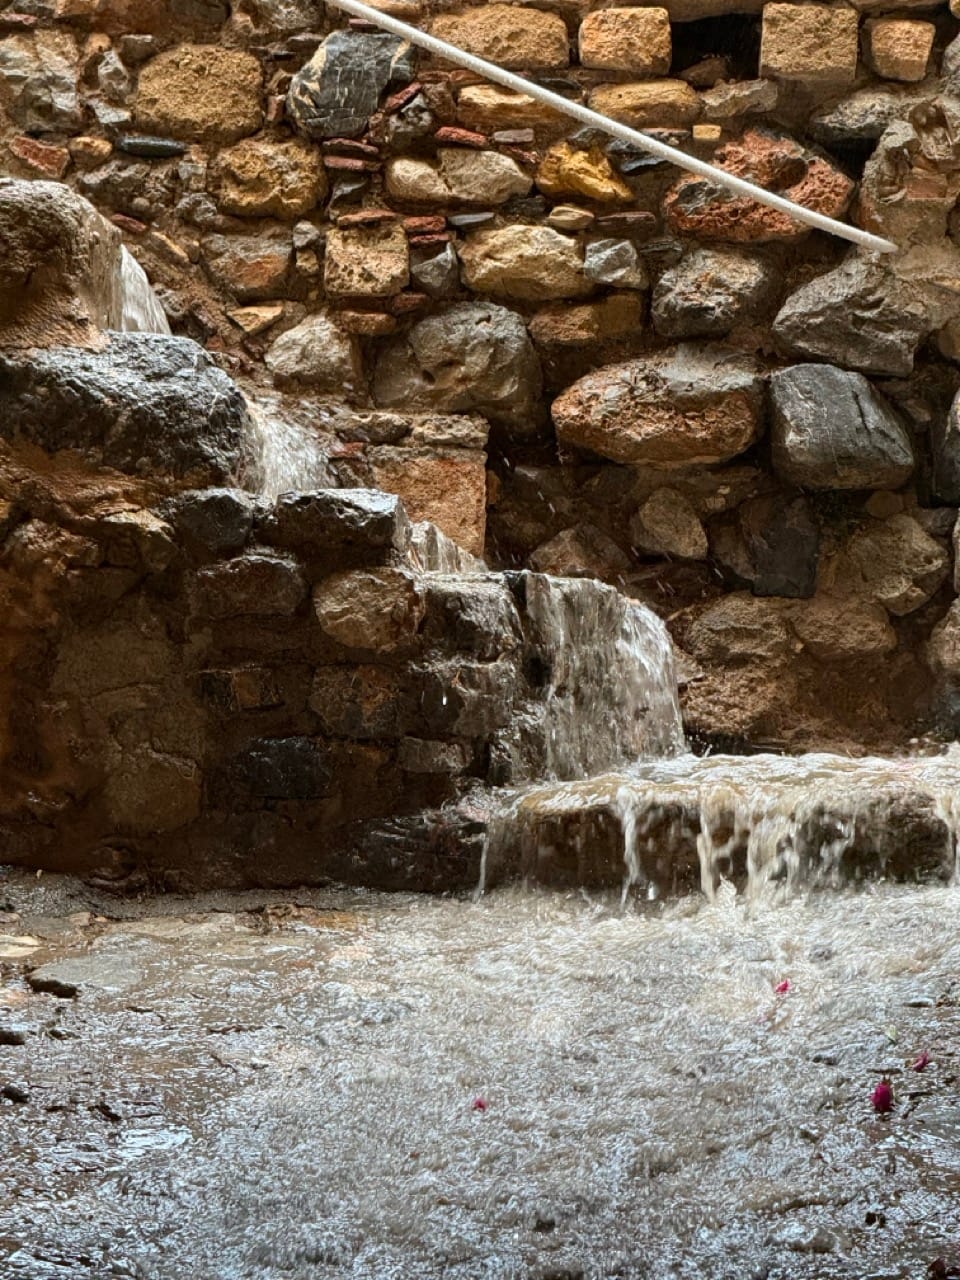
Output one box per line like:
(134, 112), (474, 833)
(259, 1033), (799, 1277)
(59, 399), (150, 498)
(210, 138), (326, 219)
(630, 488), (707, 560)
(259, 489), (412, 565)
(792, 597), (896, 662)
(104, 748), (202, 834)
(420, 577), (521, 659)
(413, 658), (518, 736)
(385, 150), (532, 206)
(529, 525), (632, 579)
(287, 31), (415, 139)
(825, 515), (948, 616)
(588, 80), (701, 128)
(760, 4), (859, 85)
(578, 8), (671, 75)
(459, 225), (591, 302)
(201, 233), (292, 302)
(552, 345), (763, 466)
(864, 18), (934, 81)
(583, 238), (648, 289)
(429, 6), (570, 70)
(535, 143), (632, 204)
(265, 312), (363, 392)
(652, 248), (779, 338)
(456, 85), (568, 134)
(161, 488), (257, 560)
(310, 665), (410, 738)
(0, 31), (80, 134)
(221, 736), (332, 800)
(135, 44), (263, 142)
(529, 293), (643, 346)
(370, 455), (487, 558)
(324, 222), (410, 298)
(194, 553), (307, 618)
(313, 568), (425, 653)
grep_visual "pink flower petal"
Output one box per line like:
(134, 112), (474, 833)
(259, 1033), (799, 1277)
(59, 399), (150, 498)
(471, 1096), (487, 1112)
(774, 979), (791, 996)
(871, 1080), (895, 1114)
(911, 1050), (931, 1073)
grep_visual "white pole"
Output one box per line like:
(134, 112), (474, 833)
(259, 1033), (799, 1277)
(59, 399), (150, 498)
(324, 0), (897, 256)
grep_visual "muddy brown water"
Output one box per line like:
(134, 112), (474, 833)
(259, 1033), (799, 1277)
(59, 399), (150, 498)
(2, 871), (959, 1280)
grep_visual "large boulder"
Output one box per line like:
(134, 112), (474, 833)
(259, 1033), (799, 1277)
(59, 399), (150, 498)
(772, 257), (930, 377)
(0, 332), (251, 483)
(287, 30), (415, 139)
(769, 364), (915, 491)
(373, 302), (543, 433)
(552, 346), (764, 466)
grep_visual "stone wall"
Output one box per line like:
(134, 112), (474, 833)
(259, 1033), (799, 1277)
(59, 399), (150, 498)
(6, 0), (960, 750)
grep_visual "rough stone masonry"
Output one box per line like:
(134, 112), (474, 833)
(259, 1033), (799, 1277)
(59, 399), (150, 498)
(5, 0), (960, 761)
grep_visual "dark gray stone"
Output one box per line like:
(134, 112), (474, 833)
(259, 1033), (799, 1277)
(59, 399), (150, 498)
(0, 32), (80, 133)
(410, 242), (460, 299)
(769, 364), (915, 491)
(0, 333), (251, 482)
(116, 135), (189, 158)
(414, 659), (518, 736)
(77, 158), (176, 217)
(712, 494), (820, 598)
(258, 489), (412, 563)
(193, 553), (307, 617)
(373, 302), (543, 433)
(286, 30), (416, 140)
(224, 737), (332, 800)
(161, 488), (258, 559)
(809, 86), (932, 149)
(652, 248), (779, 339)
(773, 258), (930, 378)
(421, 577), (522, 660)
(930, 390), (960, 504)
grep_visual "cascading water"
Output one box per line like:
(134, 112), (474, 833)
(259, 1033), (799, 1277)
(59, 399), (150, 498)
(118, 246), (171, 336)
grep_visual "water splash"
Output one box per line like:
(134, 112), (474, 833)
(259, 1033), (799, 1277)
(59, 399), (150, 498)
(118, 246), (170, 335)
(241, 396), (336, 499)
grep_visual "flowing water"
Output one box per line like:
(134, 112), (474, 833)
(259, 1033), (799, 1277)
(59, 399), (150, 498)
(118, 248), (171, 336)
(2, 874), (959, 1280)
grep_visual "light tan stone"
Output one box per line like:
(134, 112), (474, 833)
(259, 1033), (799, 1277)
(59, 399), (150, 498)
(459, 225), (591, 302)
(760, 5), (859, 86)
(865, 18), (934, 82)
(371, 455), (487, 556)
(67, 135), (113, 168)
(536, 142), (633, 203)
(588, 80), (701, 128)
(325, 222), (409, 298)
(227, 304), (284, 336)
(579, 7), (671, 75)
(824, 514), (949, 616)
(313, 568), (425, 652)
(210, 138), (326, 219)
(630, 488), (708, 559)
(456, 85), (567, 133)
(135, 44), (263, 142)
(430, 5), (570, 70)
(791, 597), (897, 662)
(529, 293), (644, 344)
(385, 149), (532, 206)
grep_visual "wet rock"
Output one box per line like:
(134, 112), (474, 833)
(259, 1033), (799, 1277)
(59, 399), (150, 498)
(287, 31), (415, 140)
(0, 178), (127, 349)
(0, 333), (250, 483)
(770, 365), (915, 491)
(385, 150), (531, 206)
(773, 258), (929, 377)
(373, 302), (543, 432)
(78, 158), (175, 219)
(201, 232), (292, 301)
(712, 494), (820, 597)
(552, 345), (763, 467)
(583, 239), (648, 289)
(826, 514), (949, 616)
(313, 568), (425, 653)
(194, 553), (307, 617)
(414, 658), (517, 736)
(265, 312), (362, 393)
(536, 143), (633, 204)
(258, 489), (412, 565)
(223, 737), (332, 800)
(930, 390), (960, 504)
(760, 3), (859, 85)
(687, 593), (792, 664)
(135, 44), (263, 142)
(161, 488), (257, 560)
(865, 18), (934, 82)
(630, 489), (708, 560)
(210, 138), (326, 219)
(652, 248), (779, 338)
(459, 226), (590, 302)
(0, 30), (80, 133)
(325, 222), (409, 298)
(398, 738), (472, 774)
(664, 129), (853, 244)
(369, 454), (488, 558)
(0, 1028), (28, 1046)
(579, 7), (671, 75)
(105, 747), (202, 833)
(420, 576), (520, 657)
(588, 80), (701, 129)
(429, 5), (569, 70)
(309, 664), (409, 739)
(793, 596), (897, 661)
(529, 524), (632, 579)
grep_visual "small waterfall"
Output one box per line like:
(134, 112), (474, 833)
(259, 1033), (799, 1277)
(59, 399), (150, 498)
(241, 396), (336, 499)
(118, 246), (171, 335)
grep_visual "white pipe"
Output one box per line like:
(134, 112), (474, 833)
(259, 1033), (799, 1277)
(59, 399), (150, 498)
(324, 0), (897, 256)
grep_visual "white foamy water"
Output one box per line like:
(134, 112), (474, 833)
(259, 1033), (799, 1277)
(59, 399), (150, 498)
(118, 246), (171, 335)
(241, 396), (337, 499)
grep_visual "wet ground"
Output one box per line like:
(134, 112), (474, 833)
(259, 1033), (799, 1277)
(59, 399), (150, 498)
(2, 868), (960, 1280)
